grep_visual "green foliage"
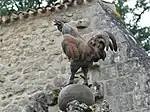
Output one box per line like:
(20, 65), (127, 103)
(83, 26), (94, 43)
(115, 0), (150, 51)
(0, 8), (8, 16)
(115, 0), (129, 21)
(51, 89), (60, 105)
(46, 0), (57, 5)
(0, 0), (57, 16)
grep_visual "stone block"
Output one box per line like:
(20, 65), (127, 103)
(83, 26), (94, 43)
(91, 64), (118, 81)
(100, 64), (118, 80)
(117, 74), (140, 93)
(106, 73), (140, 96)
(117, 59), (140, 77)
(17, 98), (30, 107)
(115, 42), (129, 63)
(106, 79), (120, 96)
(143, 108), (150, 112)
(72, 9), (83, 21)
(145, 74), (150, 93)
(4, 104), (22, 112)
(0, 75), (5, 83)
(134, 92), (150, 109)
(12, 85), (26, 96)
(1, 99), (12, 107)
(112, 31), (127, 43)
(53, 76), (66, 87)
(106, 94), (134, 112)
(9, 73), (20, 81)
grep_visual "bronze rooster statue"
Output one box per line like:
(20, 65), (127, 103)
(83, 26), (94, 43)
(54, 19), (117, 87)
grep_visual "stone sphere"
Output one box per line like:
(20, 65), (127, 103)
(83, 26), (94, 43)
(58, 84), (95, 111)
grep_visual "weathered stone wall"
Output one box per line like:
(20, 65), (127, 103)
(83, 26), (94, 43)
(0, 0), (149, 112)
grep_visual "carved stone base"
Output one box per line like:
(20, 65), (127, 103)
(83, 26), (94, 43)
(58, 84), (95, 111)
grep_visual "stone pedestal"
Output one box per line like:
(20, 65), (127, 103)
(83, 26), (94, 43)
(58, 84), (95, 111)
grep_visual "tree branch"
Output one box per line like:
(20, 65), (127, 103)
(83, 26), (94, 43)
(12, 0), (20, 11)
(134, 7), (149, 25)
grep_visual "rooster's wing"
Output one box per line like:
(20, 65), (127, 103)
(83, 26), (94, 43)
(61, 34), (81, 60)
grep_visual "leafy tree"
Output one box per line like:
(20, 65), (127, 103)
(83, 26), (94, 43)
(0, 0), (57, 15)
(115, 0), (150, 51)
(46, 0), (57, 5)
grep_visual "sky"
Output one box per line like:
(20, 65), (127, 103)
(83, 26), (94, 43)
(125, 0), (150, 27)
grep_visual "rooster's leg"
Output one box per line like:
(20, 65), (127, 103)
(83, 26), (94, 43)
(81, 66), (88, 86)
(68, 62), (81, 85)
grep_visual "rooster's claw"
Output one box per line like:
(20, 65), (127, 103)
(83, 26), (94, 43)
(82, 83), (92, 88)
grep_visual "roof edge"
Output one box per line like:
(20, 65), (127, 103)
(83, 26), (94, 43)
(0, 0), (93, 25)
